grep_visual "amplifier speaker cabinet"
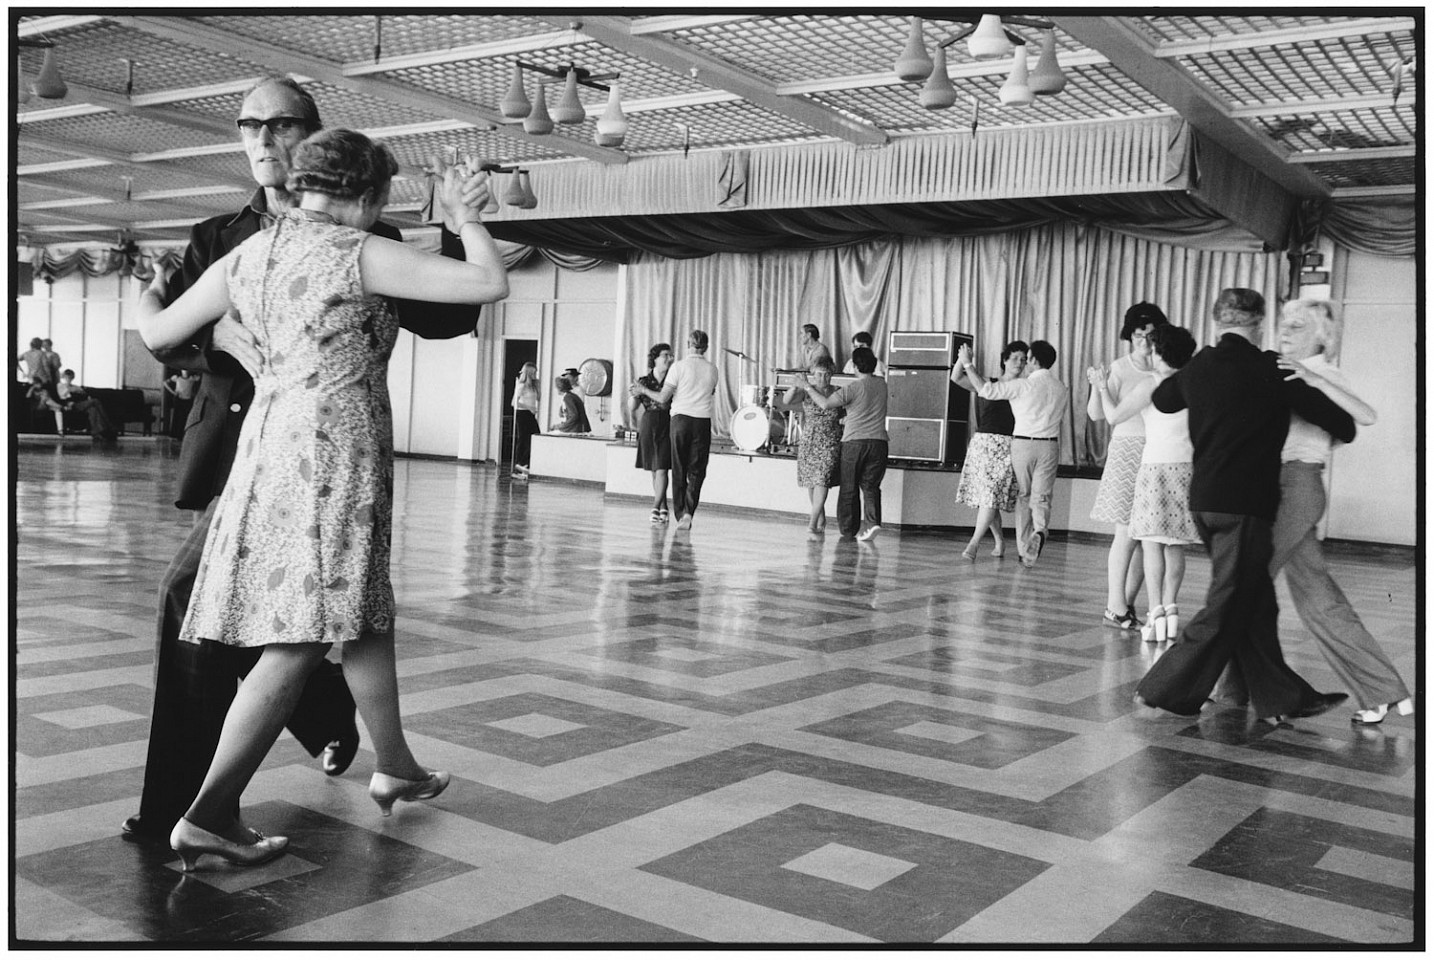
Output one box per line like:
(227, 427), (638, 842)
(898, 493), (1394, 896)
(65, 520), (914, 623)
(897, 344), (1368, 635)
(887, 367), (962, 419)
(888, 417), (968, 464)
(888, 331), (956, 368)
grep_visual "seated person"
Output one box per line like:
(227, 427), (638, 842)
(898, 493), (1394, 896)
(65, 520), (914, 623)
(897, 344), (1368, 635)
(56, 369), (118, 440)
(27, 377), (66, 434)
(550, 376), (591, 433)
(843, 331), (887, 377)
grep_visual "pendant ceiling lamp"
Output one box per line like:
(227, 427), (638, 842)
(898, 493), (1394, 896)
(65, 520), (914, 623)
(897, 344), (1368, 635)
(499, 63), (530, 120)
(967, 15), (1012, 60)
(551, 68), (586, 124)
(17, 57), (31, 104)
(918, 44), (957, 110)
(517, 171), (538, 209)
(31, 46), (66, 99)
(998, 45), (1034, 106)
(1028, 30), (1066, 95)
(502, 170), (526, 206)
(523, 83), (553, 134)
(893, 17), (933, 83)
(594, 83), (627, 147)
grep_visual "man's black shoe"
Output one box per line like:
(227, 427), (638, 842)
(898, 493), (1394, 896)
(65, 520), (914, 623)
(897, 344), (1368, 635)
(1288, 692), (1349, 719)
(321, 727), (361, 776)
(120, 814), (169, 841)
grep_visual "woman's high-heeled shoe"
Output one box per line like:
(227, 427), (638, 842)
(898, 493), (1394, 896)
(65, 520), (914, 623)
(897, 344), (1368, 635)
(169, 817), (288, 872)
(370, 770), (451, 817)
(1164, 604), (1179, 640)
(1140, 607), (1165, 643)
(961, 546), (978, 561)
(990, 540), (1005, 558)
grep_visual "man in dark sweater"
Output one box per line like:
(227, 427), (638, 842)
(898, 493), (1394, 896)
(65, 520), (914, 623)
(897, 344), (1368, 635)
(1134, 288), (1355, 722)
(122, 76), (482, 842)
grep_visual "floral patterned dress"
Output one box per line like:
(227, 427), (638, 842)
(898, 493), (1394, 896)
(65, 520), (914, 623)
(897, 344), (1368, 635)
(797, 388), (842, 488)
(181, 212), (397, 647)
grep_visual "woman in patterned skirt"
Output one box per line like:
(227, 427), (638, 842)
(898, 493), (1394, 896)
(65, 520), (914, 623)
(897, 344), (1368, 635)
(1092, 326), (1198, 643)
(629, 342), (674, 523)
(777, 355), (843, 535)
(1086, 302), (1168, 629)
(138, 130), (508, 869)
(951, 340), (1027, 559)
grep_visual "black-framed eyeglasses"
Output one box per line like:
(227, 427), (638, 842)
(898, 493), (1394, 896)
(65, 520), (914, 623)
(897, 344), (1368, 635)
(236, 116), (308, 138)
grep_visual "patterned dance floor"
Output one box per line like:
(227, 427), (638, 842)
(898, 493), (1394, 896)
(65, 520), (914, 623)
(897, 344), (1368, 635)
(12, 438), (1419, 945)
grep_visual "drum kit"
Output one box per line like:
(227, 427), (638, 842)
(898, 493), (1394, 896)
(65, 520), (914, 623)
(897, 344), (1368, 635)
(730, 379), (800, 454)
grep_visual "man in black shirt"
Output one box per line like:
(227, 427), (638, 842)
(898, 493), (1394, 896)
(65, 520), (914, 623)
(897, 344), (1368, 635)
(1135, 288), (1355, 722)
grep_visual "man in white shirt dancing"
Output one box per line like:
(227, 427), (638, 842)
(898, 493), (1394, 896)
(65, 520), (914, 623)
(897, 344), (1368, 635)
(633, 329), (718, 530)
(958, 339), (1066, 566)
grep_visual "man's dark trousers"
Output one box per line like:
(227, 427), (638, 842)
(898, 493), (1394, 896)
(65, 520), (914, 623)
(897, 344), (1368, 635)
(134, 501), (353, 837)
(669, 414), (711, 520)
(1135, 510), (1320, 718)
(837, 439), (888, 537)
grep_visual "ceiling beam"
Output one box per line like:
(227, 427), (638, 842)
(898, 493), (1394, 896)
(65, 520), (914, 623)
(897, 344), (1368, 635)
(1053, 16), (1330, 199)
(112, 15), (629, 165)
(18, 15), (105, 36)
(1150, 17), (1416, 58)
(629, 14), (760, 35)
(1229, 93), (1409, 119)
(1288, 145), (1416, 163)
(550, 15), (890, 147)
(1331, 184), (1414, 198)
(344, 30), (581, 77)
(19, 208), (136, 232)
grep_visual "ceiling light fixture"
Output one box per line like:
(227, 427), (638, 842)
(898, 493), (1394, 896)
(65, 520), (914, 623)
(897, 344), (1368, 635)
(502, 61), (623, 145)
(892, 17), (1064, 113)
(594, 83), (627, 147)
(19, 38), (66, 100)
(894, 17), (934, 82)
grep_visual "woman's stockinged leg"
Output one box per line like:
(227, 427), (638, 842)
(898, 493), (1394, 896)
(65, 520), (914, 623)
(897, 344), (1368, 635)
(342, 631), (427, 781)
(651, 468), (669, 512)
(968, 506), (997, 554)
(1162, 545), (1186, 609)
(183, 642), (332, 838)
(1142, 539), (1165, 615)
(1107, 524), (1140, 611)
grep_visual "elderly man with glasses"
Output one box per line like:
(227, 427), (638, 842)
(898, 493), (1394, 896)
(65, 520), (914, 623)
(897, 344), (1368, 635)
(122, 75), (485, 843)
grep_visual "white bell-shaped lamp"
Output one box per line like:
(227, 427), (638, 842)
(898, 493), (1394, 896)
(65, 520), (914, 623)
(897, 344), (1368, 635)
(17, 56), (31, 104)
(523, 83), (554, 134)
(1029, 30), (1066, 95)
(31, 46), (66, 99)
(967, 15), (1012, 60)
(499, 63), (531, 119)
(479, 169), (500, 215)
(594, 83), (627, 147)
(551, 68), (586, 124)
(998, 45), (1034, 106)
(517, 171), (538, 209)
(918, 44), (957, 110)
(893, 17), (933, 83)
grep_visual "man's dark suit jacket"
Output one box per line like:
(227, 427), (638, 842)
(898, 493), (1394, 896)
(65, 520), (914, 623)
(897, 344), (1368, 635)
(1151, 333), (1356, 522)
(151, 191), (478, 509)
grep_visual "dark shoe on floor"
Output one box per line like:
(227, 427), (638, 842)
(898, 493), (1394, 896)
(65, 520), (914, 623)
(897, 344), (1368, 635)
(321, 727), (361, 776)
(1102, 608), (1137, 630)
(1287, 692), (1349, 719)
(121, 814), (170, 841)
(1033, 530), (1046, 559)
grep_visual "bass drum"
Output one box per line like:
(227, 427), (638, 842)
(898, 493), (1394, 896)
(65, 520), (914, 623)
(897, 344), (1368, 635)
(729, 404), (772, 453)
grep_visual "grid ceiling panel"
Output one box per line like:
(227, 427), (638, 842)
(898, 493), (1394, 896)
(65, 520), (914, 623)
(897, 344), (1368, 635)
(16, 143), (89, 167)
(1302, 157), (1415, 190)
(1128, 15), (1378, 44)
(17, 112), (229, 155)
(1182, 33), (1416, 107)
(196, 15), (559, 65)
(1254, 106), (1416, 153)
(19, 161), (224, 199)
(21, 20), (268, 95)
(618, 99), (825, 153)
(386, 39), (711, 113)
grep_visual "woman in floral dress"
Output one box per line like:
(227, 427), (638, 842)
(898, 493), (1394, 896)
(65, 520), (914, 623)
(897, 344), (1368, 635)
(777, 355), (843, 534)
(138, 130), (508, 870)
(950, 340), (1027, 559)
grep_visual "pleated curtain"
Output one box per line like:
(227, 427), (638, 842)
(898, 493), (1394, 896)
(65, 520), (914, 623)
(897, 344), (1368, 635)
(616, 222), (1282, 465)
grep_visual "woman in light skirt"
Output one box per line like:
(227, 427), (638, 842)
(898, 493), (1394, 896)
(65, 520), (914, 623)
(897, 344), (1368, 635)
(1086, 303), (1168, 629)
(951, 340), (1027, 559)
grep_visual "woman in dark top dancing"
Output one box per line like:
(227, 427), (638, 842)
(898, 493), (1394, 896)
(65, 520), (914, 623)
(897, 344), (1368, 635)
(629, 342), (674, 524)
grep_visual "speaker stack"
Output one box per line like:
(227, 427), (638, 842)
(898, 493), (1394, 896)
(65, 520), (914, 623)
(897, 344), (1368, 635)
(885, 331), (973, 465)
